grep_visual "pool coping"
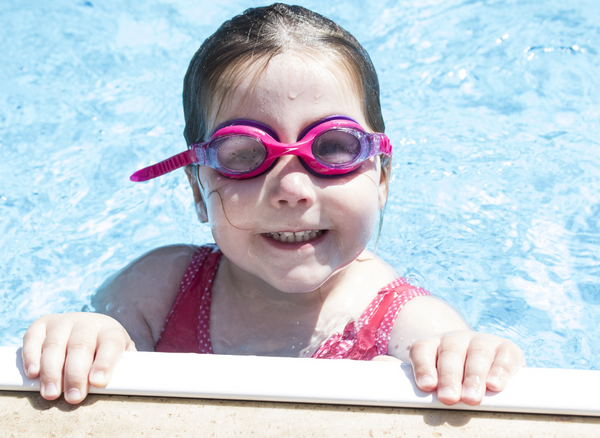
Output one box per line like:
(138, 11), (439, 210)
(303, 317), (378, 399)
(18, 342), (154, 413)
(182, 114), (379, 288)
(1, 346), (599, 418)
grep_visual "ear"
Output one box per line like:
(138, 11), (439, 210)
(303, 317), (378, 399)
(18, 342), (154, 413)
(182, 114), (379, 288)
(184, 165), (208, 223)
(378, 156), (391, 210)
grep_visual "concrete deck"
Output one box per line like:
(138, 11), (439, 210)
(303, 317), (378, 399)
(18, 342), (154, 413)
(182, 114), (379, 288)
(2, 391), (600, 437)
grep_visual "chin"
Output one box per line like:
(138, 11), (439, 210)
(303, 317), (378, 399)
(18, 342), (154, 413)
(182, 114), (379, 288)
(266, 271), (332, 294)
(272, 279), (327, 294)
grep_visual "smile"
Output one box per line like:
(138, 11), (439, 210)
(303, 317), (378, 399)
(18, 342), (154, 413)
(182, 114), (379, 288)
(264, 230), (325, 243)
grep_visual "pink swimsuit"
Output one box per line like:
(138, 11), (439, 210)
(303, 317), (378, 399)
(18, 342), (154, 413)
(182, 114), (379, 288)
(155, 244), (430, 359)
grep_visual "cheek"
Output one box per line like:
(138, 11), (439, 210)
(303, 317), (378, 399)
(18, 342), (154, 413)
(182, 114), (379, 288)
(328, 171), (381, 238)
(200, 172), (265, 230)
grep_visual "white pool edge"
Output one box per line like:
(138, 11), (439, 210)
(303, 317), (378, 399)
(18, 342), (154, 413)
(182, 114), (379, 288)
(1, 346), (598, 416)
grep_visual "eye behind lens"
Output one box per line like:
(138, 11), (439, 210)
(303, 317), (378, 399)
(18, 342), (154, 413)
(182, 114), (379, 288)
(312, 129), (363, 167)
(214, 135), (267, 172)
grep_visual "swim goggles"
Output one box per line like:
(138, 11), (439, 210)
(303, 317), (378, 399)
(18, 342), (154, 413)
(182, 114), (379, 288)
(130, 116), (392, 182)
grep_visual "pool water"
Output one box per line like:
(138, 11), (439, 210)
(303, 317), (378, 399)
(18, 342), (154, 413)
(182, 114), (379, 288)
(1, 0), (598, 370)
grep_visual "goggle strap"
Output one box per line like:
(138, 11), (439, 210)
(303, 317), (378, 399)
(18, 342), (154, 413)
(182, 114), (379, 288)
(379, 134), (392, 156)
(130, 149), (196, 182)
(370, 134), (391, 157)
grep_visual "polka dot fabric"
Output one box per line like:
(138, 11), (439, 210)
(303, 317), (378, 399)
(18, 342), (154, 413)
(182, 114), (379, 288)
(154, 244), (221, 353)
(155, 245), (431, 359)
(311, 278), (431, 359)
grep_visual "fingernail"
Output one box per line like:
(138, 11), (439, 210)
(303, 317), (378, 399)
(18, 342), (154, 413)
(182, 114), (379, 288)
(438, 386), (457, 399)
(90, 371), (105, 384)
(66, 388), (81, 402)
(463, 385), (479, 400)
(43, 383), (59, 398)
(418, 374), (436, 387)
(488, 374), (501, 386)
(26, 364), (38, 377)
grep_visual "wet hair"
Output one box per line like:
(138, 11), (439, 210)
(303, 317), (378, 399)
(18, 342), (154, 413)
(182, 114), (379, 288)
(183, 3), (391, 242)
(183, 3), (384, 140)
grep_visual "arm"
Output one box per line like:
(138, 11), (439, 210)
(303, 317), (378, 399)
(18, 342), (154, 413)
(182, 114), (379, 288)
(92, 244), (199, 350)
(21, 244), (197, 404)
(388, 295), (524, 406)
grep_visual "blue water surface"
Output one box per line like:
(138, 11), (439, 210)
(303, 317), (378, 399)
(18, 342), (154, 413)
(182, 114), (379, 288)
(0, 0), (599, 370)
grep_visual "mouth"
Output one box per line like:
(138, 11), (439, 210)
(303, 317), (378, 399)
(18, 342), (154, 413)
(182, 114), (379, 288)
(263, 230), (326, 243)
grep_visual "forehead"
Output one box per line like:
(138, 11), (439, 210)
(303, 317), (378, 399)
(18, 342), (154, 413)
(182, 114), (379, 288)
(208, 52), (368, 135)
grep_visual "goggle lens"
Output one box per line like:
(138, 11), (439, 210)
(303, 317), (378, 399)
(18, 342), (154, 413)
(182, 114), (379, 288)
(312, 130), (362, 167)
(214, 135), (266, 173)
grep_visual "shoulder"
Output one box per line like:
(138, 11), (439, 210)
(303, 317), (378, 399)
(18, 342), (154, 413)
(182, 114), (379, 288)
(96, 244), (202, 296)
(92, 244), (205, 349)
(355, 250), (398, 286)
(324, 250), (397, 318)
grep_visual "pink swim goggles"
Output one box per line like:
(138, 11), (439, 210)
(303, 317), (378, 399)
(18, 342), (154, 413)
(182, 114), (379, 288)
(130, 116), (392, 182)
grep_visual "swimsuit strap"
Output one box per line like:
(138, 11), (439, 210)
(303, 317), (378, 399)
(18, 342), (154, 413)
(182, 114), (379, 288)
(361, 279), (430, 354)
(312, 278), (431, 360)
(154, 244), (222, 353)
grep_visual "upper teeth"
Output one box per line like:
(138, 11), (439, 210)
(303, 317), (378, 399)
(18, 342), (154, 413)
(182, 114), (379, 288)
(266, 230), (324, 243)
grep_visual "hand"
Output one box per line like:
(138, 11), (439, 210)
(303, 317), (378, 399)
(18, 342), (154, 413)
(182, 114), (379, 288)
(22, 313), (136, 404)
(409, 330), (524, 406)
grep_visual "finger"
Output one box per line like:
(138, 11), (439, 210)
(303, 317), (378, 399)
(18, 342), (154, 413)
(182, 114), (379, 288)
(88, 326), (133, 388)
(409, 337), (440, 392)
(460, 335), (497, 406)
(435, 333), (471, 405)
(62, 326), (99, 404)
(22, 319), (48, 379)
(38, 323), (73, 400)
(486, 340), (525, 392)
(125, 338), (137, 352)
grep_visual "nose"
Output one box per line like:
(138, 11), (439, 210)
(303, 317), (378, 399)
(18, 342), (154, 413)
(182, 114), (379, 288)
(268, 156), (317, 209)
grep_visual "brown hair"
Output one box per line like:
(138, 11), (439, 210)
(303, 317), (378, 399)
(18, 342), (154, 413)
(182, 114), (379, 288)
(182, 3), (385, 142)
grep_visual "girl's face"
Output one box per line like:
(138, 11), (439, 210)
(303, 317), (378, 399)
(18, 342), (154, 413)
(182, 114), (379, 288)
(190, 53), (388, 293)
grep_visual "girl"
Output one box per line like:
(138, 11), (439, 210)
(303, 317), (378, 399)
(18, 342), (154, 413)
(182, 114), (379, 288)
(22, 3), (523, 406)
